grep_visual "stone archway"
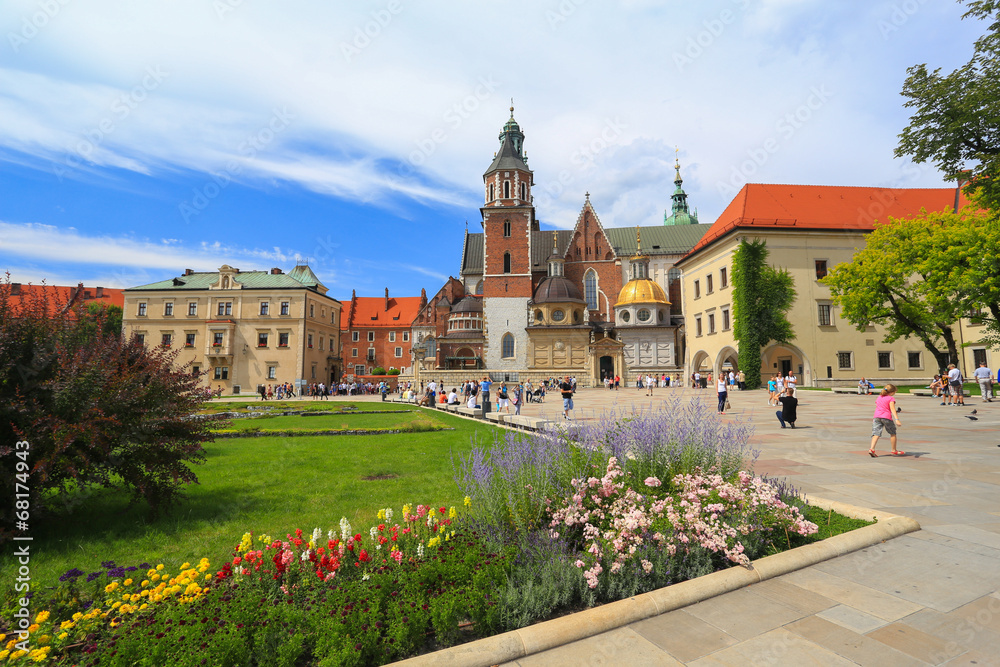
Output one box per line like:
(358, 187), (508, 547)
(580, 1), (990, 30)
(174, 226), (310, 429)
(689, 349), (711, 387)
(715, 346), (739, 380)
(761, 342), (813, 388)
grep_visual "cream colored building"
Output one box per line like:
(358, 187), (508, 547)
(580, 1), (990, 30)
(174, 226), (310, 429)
(676, 184), (992, 387)
(123, 264), (341, 394)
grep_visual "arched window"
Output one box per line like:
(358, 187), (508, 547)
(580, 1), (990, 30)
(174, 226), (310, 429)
(503, 181), (510, 198)
(503, 220), (511, 237)
(474, 280), (483, 294)
(503, 252), (511, 273)
(489, 184), (494, 201)
(520, 182), (527, 200)
(501, 333), (514, 358)
(584, 269), (598, 310)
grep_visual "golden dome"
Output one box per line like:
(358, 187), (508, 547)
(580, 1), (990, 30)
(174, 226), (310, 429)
(615, 279), (670, 307)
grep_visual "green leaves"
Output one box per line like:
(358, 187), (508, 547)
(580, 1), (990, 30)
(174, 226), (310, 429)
(896, 1), (1000, 210)
(731, 239), (797, 388)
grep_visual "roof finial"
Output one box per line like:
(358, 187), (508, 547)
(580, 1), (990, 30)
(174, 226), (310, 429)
(510, 98), (514, 118)
(675, 145), (680, 170)
(636, 225), (641, 252)
(585, 191), (590, 200)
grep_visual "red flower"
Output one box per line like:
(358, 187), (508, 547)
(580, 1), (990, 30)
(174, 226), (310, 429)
(358, 549), (371, 563)
(439, 507), (446, 514)
(378, 524), (385, 532)
(354, 534), (362, 542)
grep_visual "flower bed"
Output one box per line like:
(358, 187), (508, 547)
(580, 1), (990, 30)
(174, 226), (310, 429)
(1, 398), (871, 665)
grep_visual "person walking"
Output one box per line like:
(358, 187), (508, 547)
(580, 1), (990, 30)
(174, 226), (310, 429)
(513, 382), (523, 415)
(560, 375), (574, 419)
(738, 370), (745, 391)
(767, 375), (778, 406)
(776, 387), (797, 428)
(497, 382), (511, 413)
(869, 384), (903, 457)
(646, 374), (654, 397)
(717, 375), (728, 414)
(973, 361), (993, 403)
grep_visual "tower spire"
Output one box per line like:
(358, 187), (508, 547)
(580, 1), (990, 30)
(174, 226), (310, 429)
(664, 151), (699, 226)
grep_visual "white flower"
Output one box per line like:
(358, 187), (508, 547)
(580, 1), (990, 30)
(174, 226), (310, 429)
(339, 517), (352, 541)
(384, 508), (393, 523)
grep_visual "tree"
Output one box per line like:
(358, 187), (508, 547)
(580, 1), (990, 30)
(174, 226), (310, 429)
(81, 301), (124, 339)
(896, 1), (1000, 210)
(0, 280), (213, 538)
(821, 209), (998, 370)
(731, 239), (797, 389)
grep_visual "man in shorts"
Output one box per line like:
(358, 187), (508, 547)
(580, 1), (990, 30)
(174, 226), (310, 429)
(945, 363), (964, 406)
(560, 376), (574, 419)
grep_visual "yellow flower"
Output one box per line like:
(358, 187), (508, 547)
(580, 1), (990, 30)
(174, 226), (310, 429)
(34, 611), (51, 624)
(0, 650), (9, 661)
(27, 624), (39, 633)
(71, 613), (83, 622)
(449, 506), (457, 519)
(104, 582), (119, 593)
(464, 496), (472, 507)
(147, 568), (157, 577)
(123, 578), (133, 586)
(429, 509), (436, 518)
(377, 508), (385, 520)
(156, 564), (164, 571)
(141, 580), (149, 588)
(37, 635), (50, 645)
(180, 562), (191, 570)
(57, 633), (68, 641)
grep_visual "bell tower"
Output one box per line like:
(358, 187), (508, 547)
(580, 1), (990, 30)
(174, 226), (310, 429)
(481, 104), (536, 369)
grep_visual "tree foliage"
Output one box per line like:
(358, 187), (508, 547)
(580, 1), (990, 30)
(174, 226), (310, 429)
(822, 207), (1000, 369)
(731, 239), (796, 389)
(896, 1), (1000, 210)
(0, 280), (213, 539)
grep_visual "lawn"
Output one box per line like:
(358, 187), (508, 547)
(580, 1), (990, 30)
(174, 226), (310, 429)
(211, 410), (437, 432)
(2, 407), (497, 598)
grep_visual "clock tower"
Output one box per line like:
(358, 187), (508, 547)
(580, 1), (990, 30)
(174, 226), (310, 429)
(481, 106), (537, 370)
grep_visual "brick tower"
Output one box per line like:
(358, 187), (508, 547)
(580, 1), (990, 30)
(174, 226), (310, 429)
(481, 105), (538, 370)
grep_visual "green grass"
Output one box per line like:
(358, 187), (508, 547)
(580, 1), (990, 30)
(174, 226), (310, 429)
(2, 408), (497, 599)
(212, 411), (435, 432)
(198, 400), (408, 414)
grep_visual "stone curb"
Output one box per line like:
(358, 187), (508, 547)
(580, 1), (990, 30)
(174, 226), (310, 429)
(390, 498), (920, 666)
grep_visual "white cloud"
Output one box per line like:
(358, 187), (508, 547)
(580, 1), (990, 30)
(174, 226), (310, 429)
(0, 0), (977, 230)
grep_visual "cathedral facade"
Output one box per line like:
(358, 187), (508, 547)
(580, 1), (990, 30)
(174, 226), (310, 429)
(414, 108), (708, 386)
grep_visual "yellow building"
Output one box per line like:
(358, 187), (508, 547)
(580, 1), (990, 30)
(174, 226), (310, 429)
(123, 263), (341, 394)
(676, 184), (991, 387)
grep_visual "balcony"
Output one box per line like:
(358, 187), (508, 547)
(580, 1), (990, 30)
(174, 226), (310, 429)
(206, 343), (233, 358)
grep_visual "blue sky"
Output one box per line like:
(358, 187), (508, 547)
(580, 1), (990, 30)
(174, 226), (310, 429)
(0, 0), (984, 299)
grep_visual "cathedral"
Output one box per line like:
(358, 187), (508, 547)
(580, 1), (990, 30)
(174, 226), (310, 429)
(411, 108), (708, 386)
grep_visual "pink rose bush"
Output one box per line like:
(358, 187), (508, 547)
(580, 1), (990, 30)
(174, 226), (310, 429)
(548, 458), (818, 590)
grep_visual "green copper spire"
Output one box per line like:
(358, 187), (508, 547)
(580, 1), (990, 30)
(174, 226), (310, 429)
(664, 153), (699, 226)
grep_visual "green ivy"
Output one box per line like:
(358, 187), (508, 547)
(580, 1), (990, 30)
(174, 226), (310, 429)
(731, 239), (797, 389)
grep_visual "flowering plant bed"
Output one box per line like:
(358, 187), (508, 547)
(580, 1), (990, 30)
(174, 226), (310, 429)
(2, 398), (871, 665)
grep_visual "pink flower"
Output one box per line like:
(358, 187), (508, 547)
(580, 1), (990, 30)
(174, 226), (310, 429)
(644, 477), (662, 488)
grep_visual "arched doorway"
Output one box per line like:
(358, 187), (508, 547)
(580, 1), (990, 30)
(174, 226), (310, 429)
(599, 356), (614, 381)
(762, 342), (813, 387)
(715, 346), (739, 380)
(690, 350), (711, 387)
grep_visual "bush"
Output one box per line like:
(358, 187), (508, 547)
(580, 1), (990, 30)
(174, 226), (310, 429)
(0, 279), (213, 535)
(371, 367), (387, 376)
(387, 369), (400, 376)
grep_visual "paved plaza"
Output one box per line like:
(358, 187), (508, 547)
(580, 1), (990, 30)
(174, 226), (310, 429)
(499, 386), (1000, 666)
(218, 385), (1000, 665)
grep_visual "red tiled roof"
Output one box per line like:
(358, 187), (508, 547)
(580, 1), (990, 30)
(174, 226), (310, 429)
(341, 295), (423, 330)
(6, 283), (125, 317)
(685, 184), (967, 259)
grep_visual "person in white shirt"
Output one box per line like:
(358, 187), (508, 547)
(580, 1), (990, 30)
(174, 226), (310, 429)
(786, 372), (796, 397)
(945, 364), (964, 406)
(693, 372), (701, 389)
(447, 388), (459, 405)
(717, 376), (728, 413)
(646, 374), (654, 396)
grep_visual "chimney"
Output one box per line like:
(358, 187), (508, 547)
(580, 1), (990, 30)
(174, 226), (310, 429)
(184, 269), (195, 276)
(270, 267), (283, 275)
(11, 283), (20, 295)
(96, 286), (104, 298)
(384, 287), (389, 311)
